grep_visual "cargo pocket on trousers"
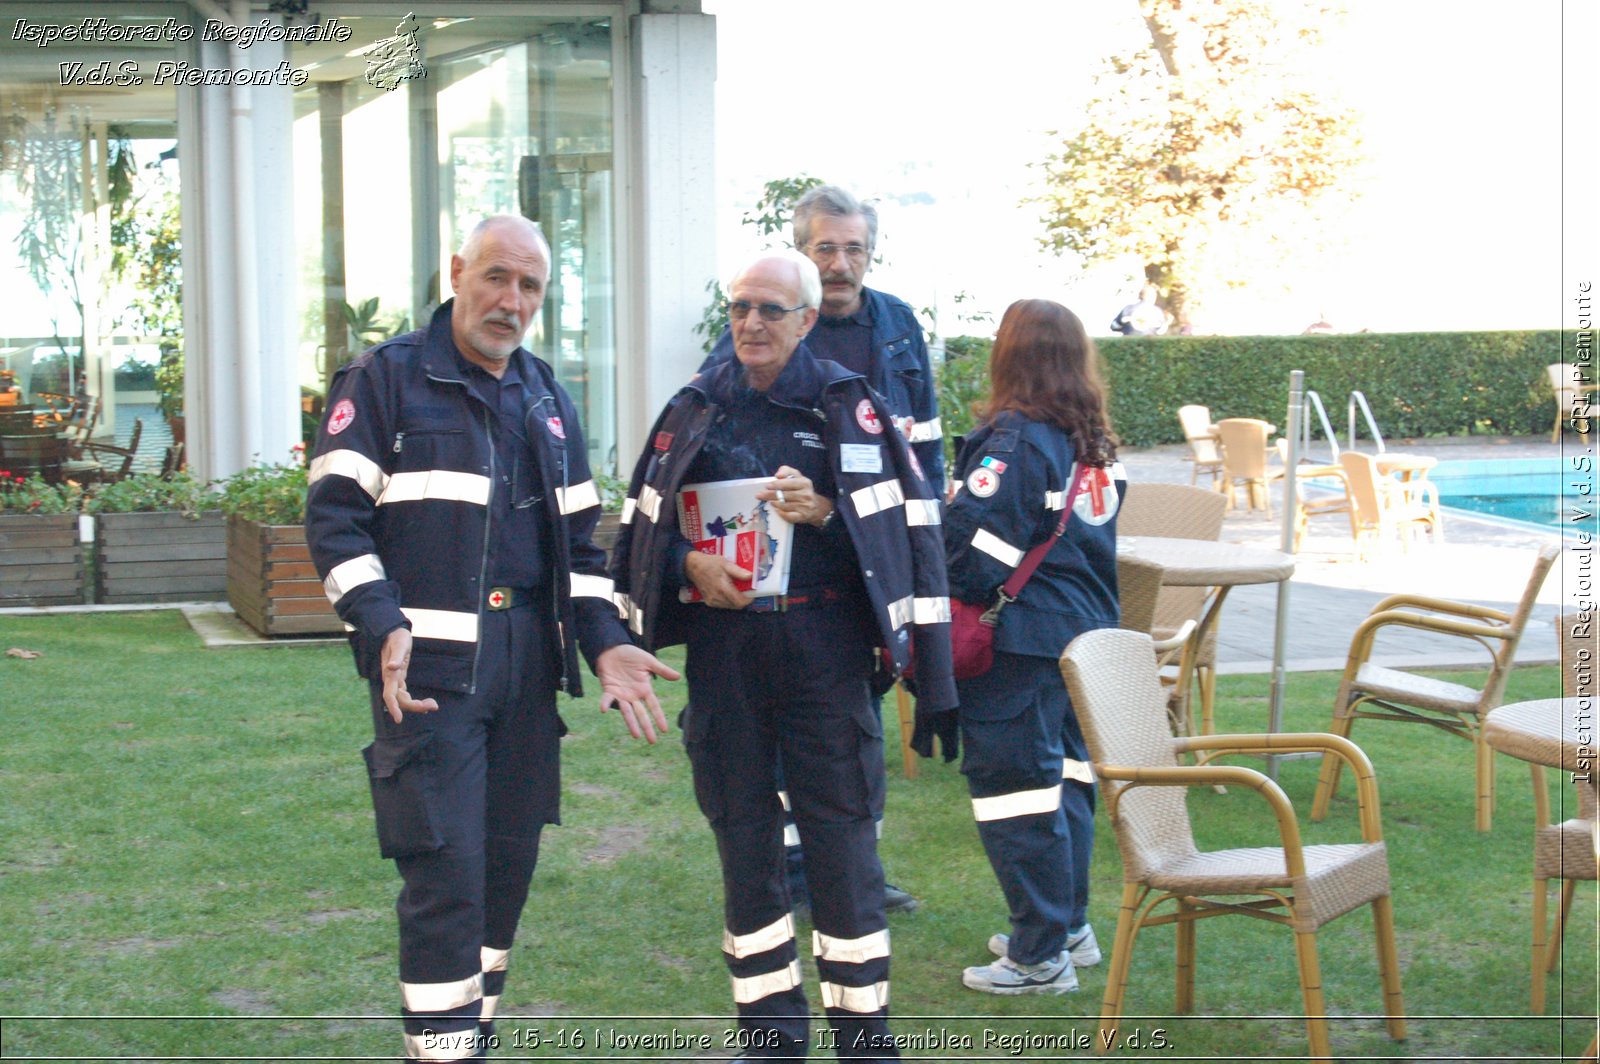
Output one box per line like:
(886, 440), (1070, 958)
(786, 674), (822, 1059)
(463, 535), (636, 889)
(362, 733), (444, 859)
(852, 701), (888, 822)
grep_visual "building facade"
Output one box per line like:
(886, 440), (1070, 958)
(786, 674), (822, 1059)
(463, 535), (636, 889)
(0, 0), (716, 480)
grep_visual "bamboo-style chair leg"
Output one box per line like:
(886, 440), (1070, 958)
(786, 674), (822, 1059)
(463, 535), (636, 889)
(1098, 883), (1145, 1056)
(1475, 728), (1495, 832)
(1532, 873), (1550, 1013)
(1197, 666), (1217, 737)
(1371, 895), (1407, 1040)
(1293, 929), (1332, 1060)
(1174, 899), (1197, 1013)
(1549, 878), (1577, 972)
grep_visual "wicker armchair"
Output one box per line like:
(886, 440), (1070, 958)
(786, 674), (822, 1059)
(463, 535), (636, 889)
(1310, 544), (1559, 832)
(1547, 362), (1594, 445)
(1486, 611), (1598, 1013)
(1215, 417), (1275, 515)
(1118, 483), (1228, 734)
(1339, 452), (1439, 556)
(1177, 405), (1224, 490)
(1061, 627), (1406, 1060)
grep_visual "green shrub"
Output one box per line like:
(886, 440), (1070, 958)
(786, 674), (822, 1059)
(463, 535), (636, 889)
(217, 460), (308, 525)
(0, 473), (81, 514)
(937, 330), (1565, 449)
(83, 472), (217, 516)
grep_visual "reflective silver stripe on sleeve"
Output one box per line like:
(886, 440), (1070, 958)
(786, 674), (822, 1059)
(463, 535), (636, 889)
(904, 498), (942, 526)
(777, 789), (791, 811)
(637, 485), (663, 522)
(887, 594), (913, 631)
(400, 607), (479, 643)
(403, 1029), (481, 1062)
(783, 823), (801, 848)
(851, 478), (905, 519)
(971, 783), (1063, 822)
(1063, 758), (1096, 784)
(556, 478), (599, 515)
(723, 913), (796, 959)
(379, 469), (492, 507)
(915, 596), (952, 625)
(819, 980), (890, 1013)
(309, 448), (386, 499)
(731, 959), (803, 1004)
(1045, 490), (1068, 510)
(613, 591), (634, 623)
(971, 528), (1025, 567)
(569, 573), (615, 601)
(481, 946), (510, 973)
(813, 928), (890, 965)
(908, 416), (942, 443)
(323, 553), (386, 604)
(620, 497), (638, 525)
(400, 972), (483, 1012)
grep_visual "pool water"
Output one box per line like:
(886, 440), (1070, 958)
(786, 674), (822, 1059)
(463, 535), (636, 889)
(1429, 456), (1595, 534)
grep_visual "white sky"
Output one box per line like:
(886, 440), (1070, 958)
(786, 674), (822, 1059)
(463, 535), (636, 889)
(703, 0), (1597, 337)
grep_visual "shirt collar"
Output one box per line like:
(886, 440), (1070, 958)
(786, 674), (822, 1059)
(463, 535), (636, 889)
(820, 290), (875, 328)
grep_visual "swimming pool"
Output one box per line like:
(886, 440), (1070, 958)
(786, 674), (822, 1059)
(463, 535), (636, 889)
(1429, 456), (1596, 534)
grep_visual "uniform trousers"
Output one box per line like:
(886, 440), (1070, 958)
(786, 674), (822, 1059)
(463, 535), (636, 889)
(362, 603), (562, 1063)
(683, 601), (900, 1060)
(956, 650), (1096, 966)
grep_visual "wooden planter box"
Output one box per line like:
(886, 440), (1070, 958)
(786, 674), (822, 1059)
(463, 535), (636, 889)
(0, 513), (86, 606)
(95, 511), (227, 604)
(226, 516), (343, 637)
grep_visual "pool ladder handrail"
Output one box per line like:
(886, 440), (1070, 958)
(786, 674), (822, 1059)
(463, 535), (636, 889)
(1348, 390), (1386, 454)
(1297, 389), (1386, 463)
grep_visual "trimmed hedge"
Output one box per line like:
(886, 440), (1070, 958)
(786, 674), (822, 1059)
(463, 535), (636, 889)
(937, 330), (1567, 451)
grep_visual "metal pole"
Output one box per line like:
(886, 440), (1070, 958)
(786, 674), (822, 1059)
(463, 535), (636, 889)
(1268, 369), (1304, 779)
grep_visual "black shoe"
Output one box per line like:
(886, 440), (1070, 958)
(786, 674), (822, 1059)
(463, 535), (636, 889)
(884, 882), (919, 913)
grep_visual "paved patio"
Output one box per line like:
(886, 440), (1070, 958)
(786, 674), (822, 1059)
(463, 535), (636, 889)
(1120, 433), (1582, 675)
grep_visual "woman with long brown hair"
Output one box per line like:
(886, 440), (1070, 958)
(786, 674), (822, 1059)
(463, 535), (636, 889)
(943, 298), (1123, 995)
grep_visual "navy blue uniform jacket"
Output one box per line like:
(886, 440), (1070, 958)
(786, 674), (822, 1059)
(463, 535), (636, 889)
(304, 300), (629, 696)
(611, 344), (959, 715)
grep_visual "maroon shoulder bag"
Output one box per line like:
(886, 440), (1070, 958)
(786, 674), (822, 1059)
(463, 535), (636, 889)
(949, 462), (1085, 680)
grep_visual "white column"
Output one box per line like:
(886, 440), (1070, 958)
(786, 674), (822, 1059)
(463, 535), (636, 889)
(178, 14), (301, 482)
(622, 11), (718, 467)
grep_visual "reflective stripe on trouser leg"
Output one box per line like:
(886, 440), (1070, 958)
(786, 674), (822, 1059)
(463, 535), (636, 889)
(376, 607), (557, 1064)
(956, 651), (1095, 967)
(685, 602), (895, 1058)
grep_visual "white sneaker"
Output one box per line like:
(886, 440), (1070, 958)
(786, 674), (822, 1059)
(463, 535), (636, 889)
(988, 924), (1102, 968)
(962, 951), (1079, 995)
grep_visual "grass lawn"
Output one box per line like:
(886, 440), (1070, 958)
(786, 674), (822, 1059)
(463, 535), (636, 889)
(0, 610), (1594, 1061)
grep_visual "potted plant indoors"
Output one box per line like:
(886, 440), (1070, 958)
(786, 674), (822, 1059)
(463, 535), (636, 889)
(84, 472), (225, 604)
(0, 473), (85, 606)
(219, 451), (341, 637)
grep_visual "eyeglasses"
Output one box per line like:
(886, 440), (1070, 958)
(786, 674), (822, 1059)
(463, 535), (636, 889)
(804, 242), (870, 262)
(728, 300), (809, 322)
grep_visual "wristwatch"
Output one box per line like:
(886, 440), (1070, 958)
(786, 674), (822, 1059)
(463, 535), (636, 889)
(817, 505), (836, 529)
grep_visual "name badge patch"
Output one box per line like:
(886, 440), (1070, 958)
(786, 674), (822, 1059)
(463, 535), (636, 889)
(840, 443), (883, 474)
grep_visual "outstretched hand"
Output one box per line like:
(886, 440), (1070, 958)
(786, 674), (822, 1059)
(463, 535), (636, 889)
(595, 643), (681, 743)
(379, 628), (440, 724)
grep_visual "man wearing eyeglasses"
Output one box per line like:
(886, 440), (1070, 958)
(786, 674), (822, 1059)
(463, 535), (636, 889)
(703, 185), (944, 493)
(612, 251), (955, 1060)
(701, 186), (941, 917)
